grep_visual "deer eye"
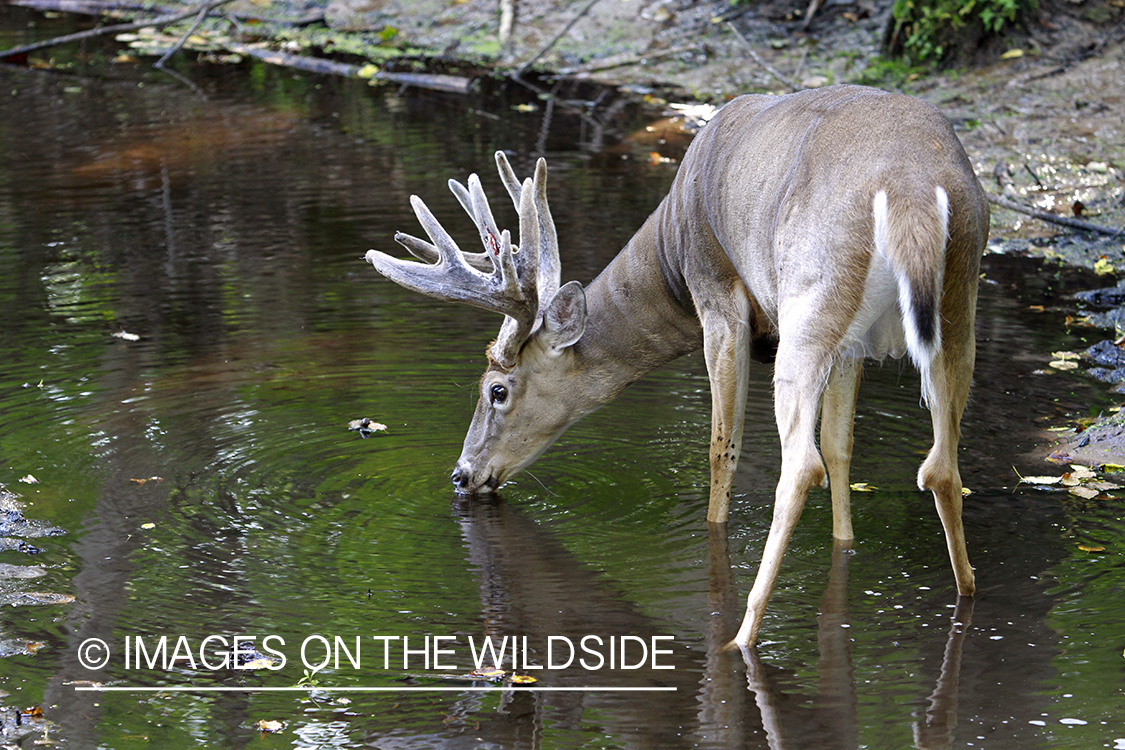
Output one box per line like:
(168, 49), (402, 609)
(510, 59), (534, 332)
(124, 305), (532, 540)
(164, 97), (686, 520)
(489, 384), (508, 405)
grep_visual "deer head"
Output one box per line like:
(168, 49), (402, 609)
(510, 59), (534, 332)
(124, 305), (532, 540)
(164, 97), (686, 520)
(366, 153), (589, 495)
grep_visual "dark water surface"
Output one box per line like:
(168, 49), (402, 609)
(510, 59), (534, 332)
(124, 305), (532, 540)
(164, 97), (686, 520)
(2, 14), (1125, 749)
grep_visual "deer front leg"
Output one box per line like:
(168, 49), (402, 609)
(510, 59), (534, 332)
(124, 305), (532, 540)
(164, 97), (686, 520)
(820, 356), (862, 541)
(701, 286), (751, 524)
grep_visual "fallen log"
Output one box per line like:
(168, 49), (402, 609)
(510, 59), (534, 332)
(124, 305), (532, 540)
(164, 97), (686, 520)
(987, 193), (1123, 237)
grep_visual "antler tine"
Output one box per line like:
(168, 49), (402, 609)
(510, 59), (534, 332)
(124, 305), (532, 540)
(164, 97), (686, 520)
(493, 152), (561, 306)
(365, 194), (535, 328)
(495, 151), (523, 210)
(531, 157), (561, 304)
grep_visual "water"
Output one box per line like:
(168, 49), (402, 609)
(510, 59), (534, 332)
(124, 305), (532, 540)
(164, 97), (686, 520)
(2, 13), (1125, 748)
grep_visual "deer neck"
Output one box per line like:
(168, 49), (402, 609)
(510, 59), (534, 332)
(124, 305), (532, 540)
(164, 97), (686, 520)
(572, 208), (703, 402)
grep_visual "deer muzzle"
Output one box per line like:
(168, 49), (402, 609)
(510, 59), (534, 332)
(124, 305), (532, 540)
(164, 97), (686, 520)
(451, 461), (500, 496)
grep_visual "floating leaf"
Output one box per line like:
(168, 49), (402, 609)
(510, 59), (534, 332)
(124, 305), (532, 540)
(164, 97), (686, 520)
(1069, 465), (1096, 480)
(1069, 486), (1100, 500)
(1078, 545), (1105, 552)
(347, 418), (388, 438)
(140, 522), (155, 530)
(257, 719), (283, 732)
(849, 482), (876, 492)
(21, 592), (76, 605)
(961, 486), (972, 496)
(1051, 351), (1081, 360)
(509, 674), (538, 684)
(469, 666), (505, 681)
(1094, 257), (1116, 276)
(112, 330), (140, 341)
(242, 657), (277, 670)
(19, 475), (38, 484)
(1049, 360), (1079, 370)
(1018, 475), (1062, 485)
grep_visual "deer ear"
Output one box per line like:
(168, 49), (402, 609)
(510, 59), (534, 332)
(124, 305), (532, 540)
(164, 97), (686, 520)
(541, 280), (586, 351)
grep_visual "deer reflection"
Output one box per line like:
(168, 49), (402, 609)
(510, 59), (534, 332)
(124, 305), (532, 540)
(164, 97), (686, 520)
(449, 495), (975, 750)
(723, 535), (975, 750)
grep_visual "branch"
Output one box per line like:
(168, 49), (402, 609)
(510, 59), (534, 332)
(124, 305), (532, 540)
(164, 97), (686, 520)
(986, 192), (1123, 237)
(515, 0), (602, 77)
(154, 0), (236, 68)
(0, 3), (203, 60)
(726, 21), (799, 92)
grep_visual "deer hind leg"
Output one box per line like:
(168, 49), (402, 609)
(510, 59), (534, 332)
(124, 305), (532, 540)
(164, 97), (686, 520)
(702, 284), (752, 524)
(918, 346), (976, 597)
(820, 356), (862, 542)
(733, 338), (830, 648)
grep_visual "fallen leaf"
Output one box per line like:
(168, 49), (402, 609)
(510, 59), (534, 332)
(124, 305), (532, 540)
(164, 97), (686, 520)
(1000, 48), (1024, 59)
(1068, 486), (1100, 500)
(19, 475), (38, 484)
(849, 482), (877, 492)
(242, 657), (277, 669)
(1078, 544), (1105, 552)
(1051, 351), (1081, 360)
(1102, 463), (1125, 472)
(356, 63), (378, 78)
(509, 674), (538, 684)
(258, 720), (283, 732)
(23, 706), (43, 717)
(1049, 360), (1078, 370)
(111, 330), (141, 341)
(1094, 257), (1115, 276)
(140, 522), (155, 530)
(961, 486), (972, 496)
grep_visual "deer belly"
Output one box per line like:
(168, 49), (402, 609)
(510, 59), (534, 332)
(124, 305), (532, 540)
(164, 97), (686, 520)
(838, 254), (908, 361)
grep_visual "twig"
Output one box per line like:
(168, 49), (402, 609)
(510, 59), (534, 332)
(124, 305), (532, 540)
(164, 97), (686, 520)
(0, 3), (203, 60)
(515, 0), (602, 77)
(154, 0), (236, 68)
(725, 21), (799, 92)
(987, 192), (1123, 237)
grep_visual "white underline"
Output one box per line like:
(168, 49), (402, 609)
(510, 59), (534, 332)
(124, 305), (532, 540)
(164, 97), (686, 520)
(74, 685), (676, 693)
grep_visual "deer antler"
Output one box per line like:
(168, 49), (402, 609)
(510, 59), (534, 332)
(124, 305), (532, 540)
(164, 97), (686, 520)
(366, 152), (561, 367)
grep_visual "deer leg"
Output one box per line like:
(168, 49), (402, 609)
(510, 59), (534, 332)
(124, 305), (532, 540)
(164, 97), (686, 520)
(733, 342), (828, 647)
(702, 287), (751, 524)
(918, 348), (975, 597)
(820, 356), (862, 541)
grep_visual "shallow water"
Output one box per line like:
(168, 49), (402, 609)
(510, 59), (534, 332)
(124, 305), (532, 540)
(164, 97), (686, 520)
(2, 14), (1125, 749)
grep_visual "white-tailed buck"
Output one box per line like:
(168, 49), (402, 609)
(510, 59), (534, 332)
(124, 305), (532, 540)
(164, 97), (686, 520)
(366, 85), (989, 648)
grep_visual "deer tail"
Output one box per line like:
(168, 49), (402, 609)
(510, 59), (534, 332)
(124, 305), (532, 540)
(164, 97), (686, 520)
(873, 185), (950, 404)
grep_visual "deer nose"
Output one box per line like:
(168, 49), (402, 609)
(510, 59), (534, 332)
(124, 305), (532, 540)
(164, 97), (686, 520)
(451, 466), (472, 493)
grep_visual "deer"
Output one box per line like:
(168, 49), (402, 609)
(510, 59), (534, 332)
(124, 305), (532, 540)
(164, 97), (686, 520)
(365, 84), (990, 649)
